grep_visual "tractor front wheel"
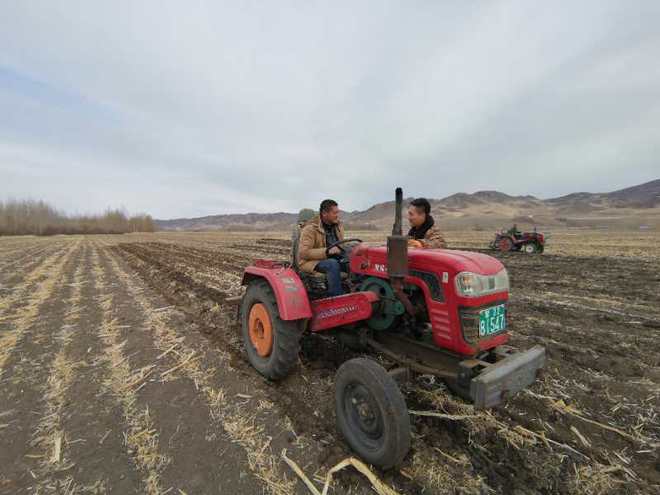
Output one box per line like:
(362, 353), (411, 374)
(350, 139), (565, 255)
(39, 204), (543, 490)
(335, 358), (410, 469)
(241, 279), (302, 380)
(523, 243), (537, 254)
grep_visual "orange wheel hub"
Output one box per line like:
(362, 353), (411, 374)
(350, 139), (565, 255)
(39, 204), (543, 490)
(248, 303), (273, 357)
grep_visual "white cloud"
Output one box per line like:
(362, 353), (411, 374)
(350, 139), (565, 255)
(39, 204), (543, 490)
(0, 0), (658, 217)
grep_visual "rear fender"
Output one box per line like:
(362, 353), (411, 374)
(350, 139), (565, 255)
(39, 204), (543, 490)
(242, 265), (312, 321)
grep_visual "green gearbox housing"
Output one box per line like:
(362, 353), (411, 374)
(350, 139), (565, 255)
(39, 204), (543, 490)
(359, 277), (405, 331)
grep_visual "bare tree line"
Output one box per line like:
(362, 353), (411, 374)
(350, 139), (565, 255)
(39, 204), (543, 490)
(0, 199), (156, 236)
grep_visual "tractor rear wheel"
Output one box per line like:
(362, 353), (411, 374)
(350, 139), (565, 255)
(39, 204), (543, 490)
(241, 279), (302, 380)
(497, 237), (513, 252)
(523, 243), (537, 254)
(335, 358), (410, 469)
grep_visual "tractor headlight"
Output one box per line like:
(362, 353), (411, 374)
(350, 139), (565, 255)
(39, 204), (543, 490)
(455, 269), (509, 297)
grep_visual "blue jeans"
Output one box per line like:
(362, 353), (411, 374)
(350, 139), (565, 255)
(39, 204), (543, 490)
(315, 258), (344, 297)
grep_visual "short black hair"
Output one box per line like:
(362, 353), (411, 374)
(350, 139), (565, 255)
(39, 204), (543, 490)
(320, 199), (338, 214)
(410, 197), (431, 215)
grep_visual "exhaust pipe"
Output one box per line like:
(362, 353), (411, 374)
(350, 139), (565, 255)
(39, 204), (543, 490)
(392, 187), (403, 236)
(387, 188), (414, 315)
(387, 187), (408, 278)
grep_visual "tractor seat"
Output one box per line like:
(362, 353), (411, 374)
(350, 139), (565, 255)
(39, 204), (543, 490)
(298, 268), (348, 298)
(306, 270), (349, 280)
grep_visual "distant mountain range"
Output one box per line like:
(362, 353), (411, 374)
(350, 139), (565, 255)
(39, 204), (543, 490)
(155, 179), (660, 231)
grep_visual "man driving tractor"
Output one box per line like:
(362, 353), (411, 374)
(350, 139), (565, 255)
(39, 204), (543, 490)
(297, 199), (346, 296)
(507, 223), (521, 237)
(297, 196), (446, 297)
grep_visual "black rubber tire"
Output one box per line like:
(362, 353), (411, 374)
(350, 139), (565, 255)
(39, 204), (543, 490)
(497, 237), (513, 252)
(335, 358), (410, 469)
(241, 279), (302, 380)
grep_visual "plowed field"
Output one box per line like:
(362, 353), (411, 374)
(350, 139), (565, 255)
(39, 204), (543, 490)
(0, 231), (658, 494)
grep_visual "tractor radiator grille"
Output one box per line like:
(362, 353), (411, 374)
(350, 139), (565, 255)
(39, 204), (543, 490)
(460, 310), (481, 344)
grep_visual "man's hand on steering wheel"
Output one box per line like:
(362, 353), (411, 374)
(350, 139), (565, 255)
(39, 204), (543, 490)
(325, 238), (363, 258)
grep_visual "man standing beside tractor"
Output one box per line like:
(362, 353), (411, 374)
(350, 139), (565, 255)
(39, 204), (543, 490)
(406, 197), (447, 249)
(297, 196), (447, 297)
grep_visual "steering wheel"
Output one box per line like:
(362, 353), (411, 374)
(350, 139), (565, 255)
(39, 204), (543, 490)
(325, 238), (363, 256)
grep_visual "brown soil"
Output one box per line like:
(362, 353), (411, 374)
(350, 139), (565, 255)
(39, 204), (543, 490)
(1, 233), (658, 495)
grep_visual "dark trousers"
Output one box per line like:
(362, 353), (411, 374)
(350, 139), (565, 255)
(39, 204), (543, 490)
(315, 258), (345, 297)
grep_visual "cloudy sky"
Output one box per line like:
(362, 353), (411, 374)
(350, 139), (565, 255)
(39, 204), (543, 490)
(1, 1), (659, 218)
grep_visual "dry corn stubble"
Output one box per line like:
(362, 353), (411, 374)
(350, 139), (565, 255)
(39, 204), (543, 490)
(104, 248), (298, 495)
(0, 241), (81, 378)
(94, 247), (169, 495)
(113, 232), (659, 493)
(30, 255), (88, 490)
(19, 230), (654, 495)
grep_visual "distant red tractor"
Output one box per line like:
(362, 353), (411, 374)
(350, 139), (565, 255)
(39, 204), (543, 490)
(490, 227), (546, 254)
(239, 189), (545, 469)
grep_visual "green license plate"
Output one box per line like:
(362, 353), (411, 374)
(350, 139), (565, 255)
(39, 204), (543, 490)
(479, 304), (506, 337)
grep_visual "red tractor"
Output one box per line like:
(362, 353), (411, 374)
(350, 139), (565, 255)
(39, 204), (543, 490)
(239, 189), (545, 469)
(490, 227), (546, 254)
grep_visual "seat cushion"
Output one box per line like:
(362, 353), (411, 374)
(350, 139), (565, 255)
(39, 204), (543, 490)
(305, 271), (348, 280)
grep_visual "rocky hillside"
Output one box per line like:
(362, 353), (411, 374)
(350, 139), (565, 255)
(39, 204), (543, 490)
(155, 212), (298, 231)
(156, 179), (660, 231)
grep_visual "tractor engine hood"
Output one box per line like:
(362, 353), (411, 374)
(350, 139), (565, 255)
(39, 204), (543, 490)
(352, 245), (505, 276)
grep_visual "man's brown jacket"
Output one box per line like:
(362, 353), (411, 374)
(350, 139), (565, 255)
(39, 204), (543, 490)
(416, 225), (446, 248)
(297, 215), (345, 273)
